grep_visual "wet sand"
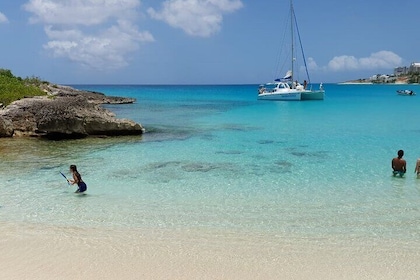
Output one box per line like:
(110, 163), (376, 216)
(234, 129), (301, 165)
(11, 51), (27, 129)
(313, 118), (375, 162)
(1, 222), (419, 280)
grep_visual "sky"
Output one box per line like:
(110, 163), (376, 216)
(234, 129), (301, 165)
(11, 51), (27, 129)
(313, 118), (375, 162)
(0, 0), (419, 85)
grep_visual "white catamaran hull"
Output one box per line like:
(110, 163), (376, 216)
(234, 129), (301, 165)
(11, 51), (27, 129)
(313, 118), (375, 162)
(301, 90), (325, 100)
(258, 92), (301, 101)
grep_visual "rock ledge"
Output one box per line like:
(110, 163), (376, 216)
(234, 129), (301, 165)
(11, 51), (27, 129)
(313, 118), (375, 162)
(0, 85), (144, 139)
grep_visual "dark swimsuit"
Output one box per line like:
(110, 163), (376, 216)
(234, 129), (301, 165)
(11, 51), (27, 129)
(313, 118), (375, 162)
(392, 170), (405, 177)
(77, 182), (87, 193)
(74, 172), (87, 192)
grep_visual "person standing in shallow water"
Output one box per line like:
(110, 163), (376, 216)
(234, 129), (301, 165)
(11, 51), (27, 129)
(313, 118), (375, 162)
(415, 159), (420, 178)
(392, 150), (406, 177)
(69, 165), (87, 193)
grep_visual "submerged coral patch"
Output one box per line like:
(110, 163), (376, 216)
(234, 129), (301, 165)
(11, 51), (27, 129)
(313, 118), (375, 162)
(215, 150), (242, 155)
(257, 140), (274, 144)
(221, 123), (261, 132)
(271, 160), (293, 173)
(146, 161), (183, 170)
(181, 162), (217, 172)
(290, 151), (329, 159)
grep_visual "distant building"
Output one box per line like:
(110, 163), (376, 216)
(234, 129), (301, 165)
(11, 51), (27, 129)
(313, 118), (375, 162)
(394, 66), (408, 76)
(369, 74), (396, 83)
(409, 62), (420, 74)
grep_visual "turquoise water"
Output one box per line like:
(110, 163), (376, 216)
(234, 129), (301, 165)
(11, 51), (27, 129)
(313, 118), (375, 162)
(1, 84), (420, 245)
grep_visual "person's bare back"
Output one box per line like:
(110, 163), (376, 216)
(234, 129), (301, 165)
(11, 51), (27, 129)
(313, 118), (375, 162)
(392, 150), (406, 176)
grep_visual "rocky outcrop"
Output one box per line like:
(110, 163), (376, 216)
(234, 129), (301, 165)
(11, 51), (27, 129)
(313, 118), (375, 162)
(0, 115), (13, 137)
(45, 84), (136, 104)
(0, 85), (144, 139)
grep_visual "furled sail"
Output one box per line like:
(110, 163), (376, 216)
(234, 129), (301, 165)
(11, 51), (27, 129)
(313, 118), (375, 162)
(283, 70), (292, 80)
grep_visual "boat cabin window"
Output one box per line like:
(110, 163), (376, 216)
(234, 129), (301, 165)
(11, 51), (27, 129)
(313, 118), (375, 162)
(263, 84), (276, 91)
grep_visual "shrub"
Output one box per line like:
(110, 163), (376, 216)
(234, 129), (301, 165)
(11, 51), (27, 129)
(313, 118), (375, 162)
(0, 69), (47, 106)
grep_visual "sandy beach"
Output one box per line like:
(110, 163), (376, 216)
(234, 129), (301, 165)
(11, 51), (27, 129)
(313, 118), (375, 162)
(1, 222), (419, 280)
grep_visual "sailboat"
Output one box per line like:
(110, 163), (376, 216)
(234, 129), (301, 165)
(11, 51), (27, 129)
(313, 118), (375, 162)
(257, 0), (325, 101)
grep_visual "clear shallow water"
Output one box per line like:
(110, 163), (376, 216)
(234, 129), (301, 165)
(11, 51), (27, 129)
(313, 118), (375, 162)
(1, 84), (420, 246)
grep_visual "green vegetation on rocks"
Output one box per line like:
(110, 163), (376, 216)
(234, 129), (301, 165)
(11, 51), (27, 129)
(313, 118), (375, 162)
(0, 69), (47, 106)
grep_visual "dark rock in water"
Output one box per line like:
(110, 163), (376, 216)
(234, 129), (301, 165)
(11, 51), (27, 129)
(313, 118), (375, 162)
(0, 85), (143, 139)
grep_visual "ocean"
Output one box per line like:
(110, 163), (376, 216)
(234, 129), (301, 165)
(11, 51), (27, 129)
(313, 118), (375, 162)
(1, 83), (420, 278)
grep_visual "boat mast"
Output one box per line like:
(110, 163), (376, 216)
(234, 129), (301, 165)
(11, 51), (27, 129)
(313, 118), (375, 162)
(292, 1), (312, 87)
(290, 0), (294, 85)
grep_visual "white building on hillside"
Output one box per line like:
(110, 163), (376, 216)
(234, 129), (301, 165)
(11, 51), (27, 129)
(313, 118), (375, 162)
(370, 74), (396, 83)
(409, 62), (420, 73)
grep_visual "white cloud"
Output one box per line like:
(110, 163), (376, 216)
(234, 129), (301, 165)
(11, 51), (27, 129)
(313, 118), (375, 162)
(24, 0), (140, 25)
(306, 57), (319, 71)
(43, 21), (154, 70)
(327, 51), (402, 71)
(23, 0), (154, 70)
(148, 0), (243, 37)
(0, 12), (9, 23)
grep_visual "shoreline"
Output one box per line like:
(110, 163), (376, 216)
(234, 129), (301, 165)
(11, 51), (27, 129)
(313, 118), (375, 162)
(1, 221), (419, 280)
(338, 82), (374, 85)
(337, 82), (420, 85)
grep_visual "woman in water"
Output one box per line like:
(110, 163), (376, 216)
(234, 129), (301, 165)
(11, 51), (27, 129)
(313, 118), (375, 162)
(69, 165), (87, 193)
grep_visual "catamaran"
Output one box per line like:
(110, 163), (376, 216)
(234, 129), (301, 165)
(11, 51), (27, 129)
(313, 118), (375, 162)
(257, 0), (325, 101)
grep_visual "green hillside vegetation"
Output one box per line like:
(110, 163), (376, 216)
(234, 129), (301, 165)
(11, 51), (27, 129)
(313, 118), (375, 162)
(408, 73), (420, 83)
(0, 69), (48, 106)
